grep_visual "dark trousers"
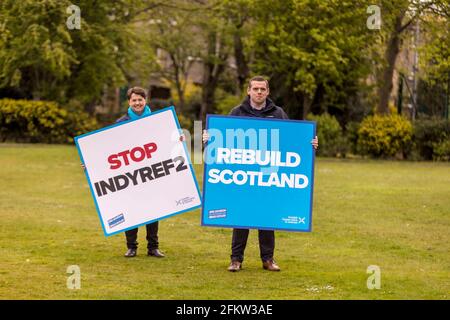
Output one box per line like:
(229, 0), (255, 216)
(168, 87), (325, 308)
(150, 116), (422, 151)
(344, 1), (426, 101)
(230, 228), (275, 263)
(125, 221), (159, 250)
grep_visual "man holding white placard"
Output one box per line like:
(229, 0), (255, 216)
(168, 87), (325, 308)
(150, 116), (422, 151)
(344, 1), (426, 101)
(79, 86), (190, 258)
(117, 87), (166, 258)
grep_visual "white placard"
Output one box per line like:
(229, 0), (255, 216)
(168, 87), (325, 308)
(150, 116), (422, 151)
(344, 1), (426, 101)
(75, 107), (201, 236)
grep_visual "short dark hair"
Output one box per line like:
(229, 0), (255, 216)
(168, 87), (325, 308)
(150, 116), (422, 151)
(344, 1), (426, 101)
(248, 76), (269, 90)
(127, 87), (147, 100)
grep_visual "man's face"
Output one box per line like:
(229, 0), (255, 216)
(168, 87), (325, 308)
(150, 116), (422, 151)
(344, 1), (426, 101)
(247, 80), (269, 105)
(129, 93), (146, 114)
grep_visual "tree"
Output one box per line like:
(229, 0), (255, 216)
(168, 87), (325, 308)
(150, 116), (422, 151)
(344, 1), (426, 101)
(0, 0), (150, 112)
(136, 0), (238, 120)
(131, 0), (217, 114)
(249, 0), (375, 119)
(0, 0), (76, 100)
(222, 0), (252, 93)
(67, 0), (138, 111)
(375, 0), (442, 115)
(376, 0), (416, 115)
(197, 1), (236, 121)
(199, 27), (230, 121)
(417, 1), (450, 117)
(419, 2), (450, 84)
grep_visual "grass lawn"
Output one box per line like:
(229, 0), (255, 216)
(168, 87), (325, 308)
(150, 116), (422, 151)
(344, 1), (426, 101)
(0, 143), (449, 299)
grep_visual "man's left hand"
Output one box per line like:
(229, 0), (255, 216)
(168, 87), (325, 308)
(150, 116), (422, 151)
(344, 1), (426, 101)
(311, 136), (319, 150)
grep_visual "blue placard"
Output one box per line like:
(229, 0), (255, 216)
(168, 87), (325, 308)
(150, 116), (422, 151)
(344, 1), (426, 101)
(202, 115), (316, 232)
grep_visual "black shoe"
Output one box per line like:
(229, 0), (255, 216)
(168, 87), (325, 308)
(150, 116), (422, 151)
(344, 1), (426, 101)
(124, 248), (137, 257)
(148, 249), (165, 258)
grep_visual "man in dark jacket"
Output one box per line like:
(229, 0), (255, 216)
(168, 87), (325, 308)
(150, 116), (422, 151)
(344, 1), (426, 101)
(203, 76), (318, 272)
(118, 86), (165, 258)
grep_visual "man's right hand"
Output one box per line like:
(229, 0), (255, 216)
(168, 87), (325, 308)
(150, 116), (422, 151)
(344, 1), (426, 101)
(81, 163), (86, 171)
(202, 130), (210, 144)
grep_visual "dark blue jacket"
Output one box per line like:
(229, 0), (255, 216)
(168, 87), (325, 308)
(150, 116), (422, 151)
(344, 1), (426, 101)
(116, 114), (131, 123)
(229, 97), (289, 119)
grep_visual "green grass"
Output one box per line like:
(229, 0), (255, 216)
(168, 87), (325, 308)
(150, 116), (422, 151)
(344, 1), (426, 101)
(0, 143), (449, 299)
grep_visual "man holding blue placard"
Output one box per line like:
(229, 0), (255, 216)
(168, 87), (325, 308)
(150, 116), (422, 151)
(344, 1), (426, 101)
(203, 76), (318, 272)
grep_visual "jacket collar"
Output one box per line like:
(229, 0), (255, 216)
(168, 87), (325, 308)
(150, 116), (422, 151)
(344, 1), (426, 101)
(241, 96), (276, 116)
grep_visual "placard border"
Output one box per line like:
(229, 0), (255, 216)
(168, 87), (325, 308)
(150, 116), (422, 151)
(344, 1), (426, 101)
(201, 114), (316, 232)
(75, 106), (202, 236)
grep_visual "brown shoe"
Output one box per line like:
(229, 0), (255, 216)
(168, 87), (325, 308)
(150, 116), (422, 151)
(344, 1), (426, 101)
(262, 259), (281, 271)
(227, 260), (242, 272)
(148, 249), (165, 258)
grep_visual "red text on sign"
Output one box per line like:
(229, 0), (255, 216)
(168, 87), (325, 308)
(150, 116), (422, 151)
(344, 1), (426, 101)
(108, 142), (158, 169)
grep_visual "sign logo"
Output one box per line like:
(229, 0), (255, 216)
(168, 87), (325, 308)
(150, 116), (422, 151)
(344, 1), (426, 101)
(176, 196), (195, 206)
(108, 214), (125, 228)
(208, 209), (227, 219)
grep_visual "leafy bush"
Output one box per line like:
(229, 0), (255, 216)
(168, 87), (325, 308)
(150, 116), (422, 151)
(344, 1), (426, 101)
(177, 113), (193, 132)
(65, 109), (99, 142)
(215, 89), (243, 115)
(433, 139), (450, 161)
(345, 121), (360, 154)
(0, 99), (98, 143)
(172, 82), (202, 114)
(357, 114), (413, 158)
(306, 113), (348, 157)
(412, 117), (450, 161)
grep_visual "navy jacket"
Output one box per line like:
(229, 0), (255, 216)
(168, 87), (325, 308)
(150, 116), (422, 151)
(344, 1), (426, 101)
(229, 97), (289, 119)
(116, 114), (131, 123)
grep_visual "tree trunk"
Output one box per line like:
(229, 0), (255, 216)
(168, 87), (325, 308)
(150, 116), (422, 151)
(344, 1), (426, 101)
(302, 93), (313, 120)
(175, 82), (185, 112)
(200, 31), (227, 121)
(200, 79), (216, 121)
(200, 62), (225, 121)
(233, 31), (249, 94)
(170, 53), (185, 112)
(377, 11), (406, 114)
(85, 99), (97, 115)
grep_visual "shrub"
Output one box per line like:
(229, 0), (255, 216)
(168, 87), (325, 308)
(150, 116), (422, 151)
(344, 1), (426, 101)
(357, 114), (413, 158)
(412, 117), (450, 161)
(345, 121), (360, 154)
(177, 113), (193, 132)
(173, 82), (202, 114)
(65, 110), (99, 143)
(306, 113), (348, 157)
(215, 89), (243, 115)
(433, 139), (450, 161)
(0, 99), (98, 144)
